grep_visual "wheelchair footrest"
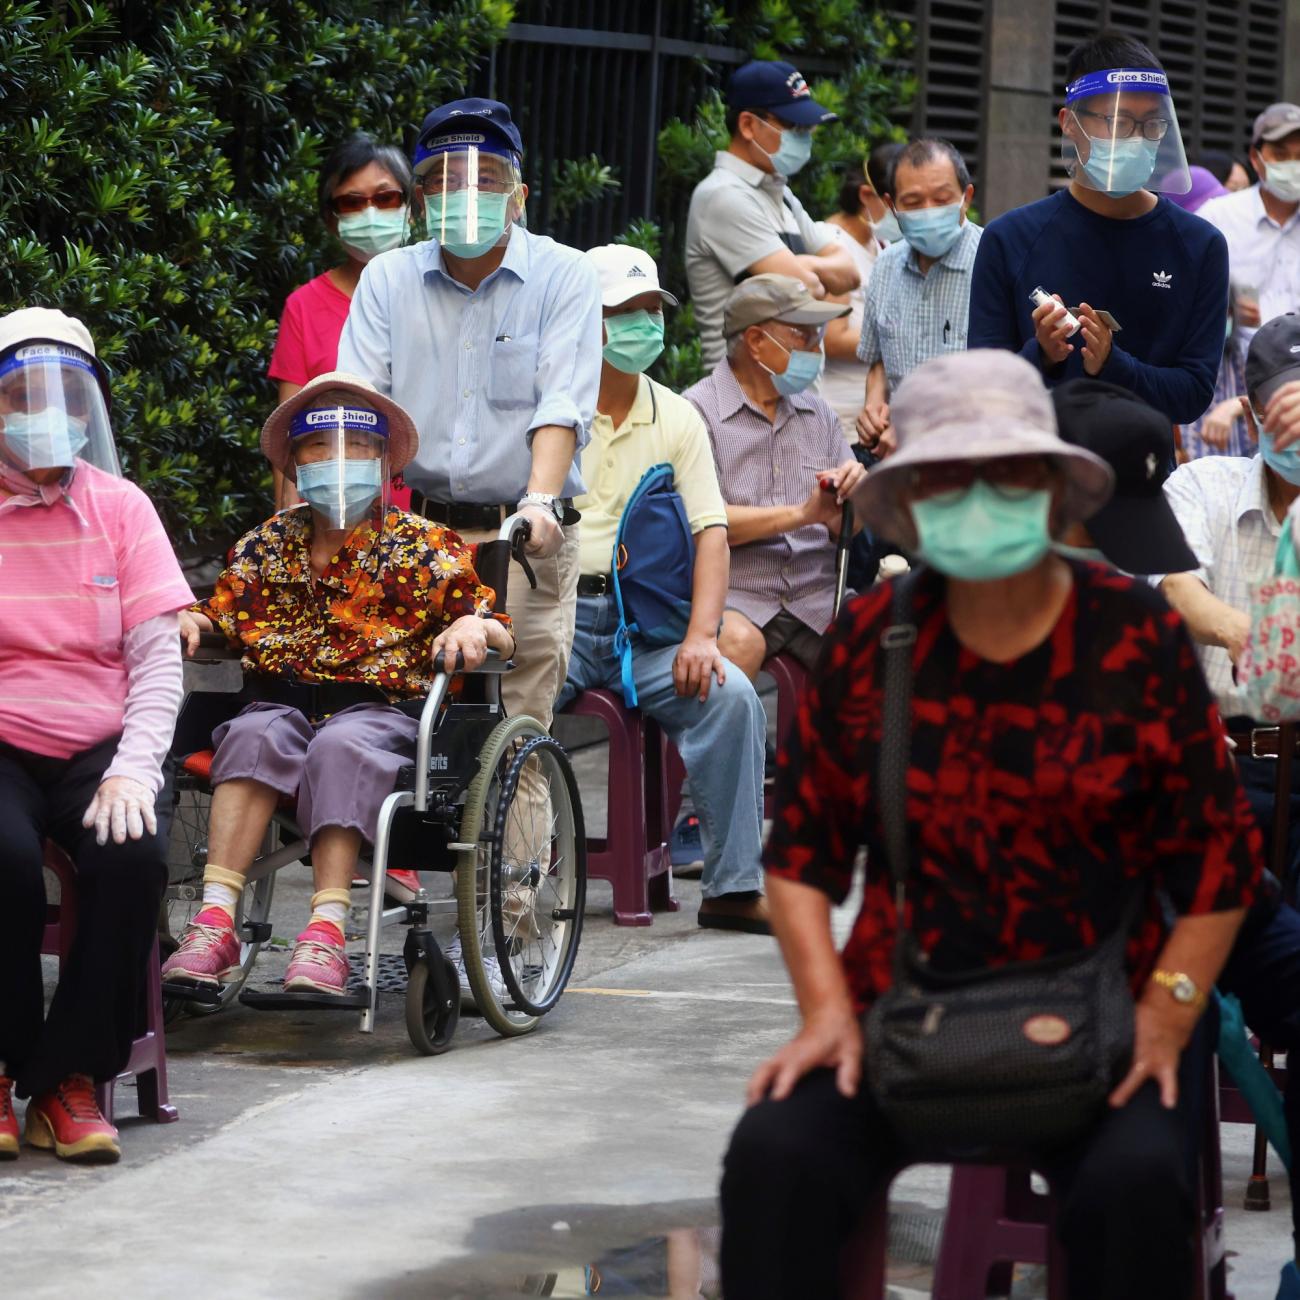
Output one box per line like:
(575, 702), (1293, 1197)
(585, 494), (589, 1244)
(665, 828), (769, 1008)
(238, 987), (372, 1012)
(161, 981), (224, 1006)
(241, 921), (273, 943)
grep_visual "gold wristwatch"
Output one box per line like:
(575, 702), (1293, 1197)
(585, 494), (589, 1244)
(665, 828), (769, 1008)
(1150, 969), (1208, 1013)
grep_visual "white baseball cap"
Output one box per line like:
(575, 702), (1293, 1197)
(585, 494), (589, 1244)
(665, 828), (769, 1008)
(0, 307), (111, 400)
(586, 244), (679, 309)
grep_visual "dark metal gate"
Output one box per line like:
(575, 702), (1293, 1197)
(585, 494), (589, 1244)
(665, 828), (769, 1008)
(474, 1), (838, 250)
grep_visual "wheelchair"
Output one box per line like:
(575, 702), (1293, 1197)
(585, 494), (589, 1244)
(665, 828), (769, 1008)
(160, 514), (587, 1054)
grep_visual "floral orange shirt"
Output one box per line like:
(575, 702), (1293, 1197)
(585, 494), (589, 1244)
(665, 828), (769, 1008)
(195, 505), (506, 699)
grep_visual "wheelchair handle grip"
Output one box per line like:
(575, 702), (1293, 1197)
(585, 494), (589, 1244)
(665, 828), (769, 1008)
(431, 649), (465, 676)
(499, 512), (538, 590)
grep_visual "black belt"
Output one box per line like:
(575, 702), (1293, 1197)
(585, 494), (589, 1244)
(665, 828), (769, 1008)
(410, 491), (580, 530)
(1227, 724), (1300, 760)
(577, 573), (611, 596)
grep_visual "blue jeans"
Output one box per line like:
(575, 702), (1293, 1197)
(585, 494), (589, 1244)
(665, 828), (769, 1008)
(557, 595), (765, 898)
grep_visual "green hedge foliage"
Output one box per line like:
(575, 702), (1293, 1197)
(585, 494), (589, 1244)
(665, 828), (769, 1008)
(0, 0), (510, 551)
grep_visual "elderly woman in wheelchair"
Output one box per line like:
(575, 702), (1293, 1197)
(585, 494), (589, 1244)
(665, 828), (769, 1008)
(0, 309), (194, 1163)
(162, 373), (516, 1003)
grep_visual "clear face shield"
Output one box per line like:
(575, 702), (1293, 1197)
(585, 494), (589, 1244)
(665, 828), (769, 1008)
(0, 343), (118, 478)
(1062, 68), (1191, 197)
(288, 405), (391, 534)
(416, 137), (525, 258)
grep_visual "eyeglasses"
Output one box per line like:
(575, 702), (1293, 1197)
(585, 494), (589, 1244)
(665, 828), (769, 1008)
(330, 188), (406, 215)
(909, 457), (1055, 501)
(765, 322), (825, 349)
(419, 173), (517, 196)
(1073, 108), (1171, 142)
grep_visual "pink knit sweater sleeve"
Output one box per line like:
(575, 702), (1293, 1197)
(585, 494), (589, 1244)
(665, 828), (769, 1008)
(102, 612), (184, 795)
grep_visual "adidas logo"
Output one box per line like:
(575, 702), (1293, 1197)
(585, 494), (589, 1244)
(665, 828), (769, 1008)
(626, 265), (647, 278)
(1152, 270), (1172, 289)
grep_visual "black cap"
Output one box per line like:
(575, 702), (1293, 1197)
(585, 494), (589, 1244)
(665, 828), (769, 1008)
(726, 61), (837, 127)
(1051, 379), (1198, 575)
(1246, 312), (1300, 408)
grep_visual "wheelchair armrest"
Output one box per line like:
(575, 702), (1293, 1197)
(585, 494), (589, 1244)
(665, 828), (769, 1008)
(430, 647), (514, 676)
(185, 632), (242, 663)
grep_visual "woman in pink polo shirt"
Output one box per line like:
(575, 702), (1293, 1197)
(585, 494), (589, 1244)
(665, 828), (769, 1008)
(268, 133), (415, 511)
(0, 308), (194, 1165)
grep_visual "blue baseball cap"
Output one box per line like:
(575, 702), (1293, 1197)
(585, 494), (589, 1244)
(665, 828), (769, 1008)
(415, 97), (523, 166)
(727, 60), (837, 127)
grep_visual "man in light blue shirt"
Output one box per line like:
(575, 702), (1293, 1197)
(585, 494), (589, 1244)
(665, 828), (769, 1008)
(338, 98), (602, 731)
(855, 138), (982, 454)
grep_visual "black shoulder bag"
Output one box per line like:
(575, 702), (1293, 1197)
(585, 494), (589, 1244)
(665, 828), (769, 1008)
(864, 571), (1138, 1161)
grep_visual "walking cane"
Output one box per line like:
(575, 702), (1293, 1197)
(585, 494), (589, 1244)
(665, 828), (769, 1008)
(833, 499), (854, 620)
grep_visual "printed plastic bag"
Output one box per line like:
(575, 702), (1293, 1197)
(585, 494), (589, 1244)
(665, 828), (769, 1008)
(1240, 513), (1300, 722)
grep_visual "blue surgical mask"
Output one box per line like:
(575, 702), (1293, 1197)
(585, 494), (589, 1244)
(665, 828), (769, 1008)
(895, 202), (965, 259)
(1261, 431), (1300, 486)
(758, 124), (813, 178)
(759, 331), (825, 396)
(1074, 118), (1159, 196)
(297, 458), (384, 529)
(872, 209), (903, 245)
(429, 190), (511, 259)
(912, 481), (1052, 581)
(0, 408), (89, 470)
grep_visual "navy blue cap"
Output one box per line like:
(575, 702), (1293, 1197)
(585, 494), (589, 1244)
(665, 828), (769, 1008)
(415, 97), (522, 159)
(727, 60), (837, 127)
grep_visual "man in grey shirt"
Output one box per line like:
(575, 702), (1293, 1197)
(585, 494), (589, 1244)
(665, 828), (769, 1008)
(686, 60), (859, 371)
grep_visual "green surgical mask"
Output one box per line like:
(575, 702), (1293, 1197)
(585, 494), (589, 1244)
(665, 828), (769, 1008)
(1052, 541), (1110, 565)
(602, 309), (665, 373)
(429, 190), (511, 258)
(912, 480), (1052, 581)
(337, 206), (408, 261)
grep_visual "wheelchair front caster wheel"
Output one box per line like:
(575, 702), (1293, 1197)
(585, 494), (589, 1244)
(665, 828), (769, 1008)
(405, 956), (460, 1055)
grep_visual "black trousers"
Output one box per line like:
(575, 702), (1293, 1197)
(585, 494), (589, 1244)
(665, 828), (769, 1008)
(721, 1028), (1208, 1300)
(0, 736), (171, 1098)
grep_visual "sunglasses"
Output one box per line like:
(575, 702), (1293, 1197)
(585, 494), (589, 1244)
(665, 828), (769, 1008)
(909, 457), (1054, 501)
(330, 188), (406, 216)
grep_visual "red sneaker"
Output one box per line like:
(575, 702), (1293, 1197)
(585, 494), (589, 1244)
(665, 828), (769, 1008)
(0, 1077), (18, 1160)
(25, 1074), (120, 1163)
(383, 869), (423, 904)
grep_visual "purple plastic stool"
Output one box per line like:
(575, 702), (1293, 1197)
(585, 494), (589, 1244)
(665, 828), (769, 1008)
(844, 1058), (1229, 1300)
(563, 689), (679, 926)
(40, 842), (178, 1125)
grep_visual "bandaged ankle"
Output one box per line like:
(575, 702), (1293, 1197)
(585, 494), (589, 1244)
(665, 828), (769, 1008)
(200, 865), (246, 919)
(309, 888), (351, 933)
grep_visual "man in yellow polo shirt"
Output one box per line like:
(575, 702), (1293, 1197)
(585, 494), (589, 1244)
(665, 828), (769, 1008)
(557, 245), (769, 934)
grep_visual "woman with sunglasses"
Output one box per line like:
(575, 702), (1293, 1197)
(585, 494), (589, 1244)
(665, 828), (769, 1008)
(268, 133), (415, 510)
(720, 349), (1263, 1300)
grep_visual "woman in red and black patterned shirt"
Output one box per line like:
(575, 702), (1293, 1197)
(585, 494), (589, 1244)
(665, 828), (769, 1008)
(721, 351), (1262, 1300)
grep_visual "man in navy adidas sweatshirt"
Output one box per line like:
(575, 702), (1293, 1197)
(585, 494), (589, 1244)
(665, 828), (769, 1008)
(969, 31), (1228, 428)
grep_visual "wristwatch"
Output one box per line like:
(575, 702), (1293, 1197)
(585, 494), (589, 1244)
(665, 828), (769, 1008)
(1150, 969), (1208, 1013)
(518, 491), (563, 523)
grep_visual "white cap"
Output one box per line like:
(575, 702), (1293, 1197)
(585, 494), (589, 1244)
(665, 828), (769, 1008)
(0, 307), (110, 399)
(586, 244), (679, 308)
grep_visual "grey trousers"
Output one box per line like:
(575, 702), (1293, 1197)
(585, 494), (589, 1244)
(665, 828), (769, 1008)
(209, 703), (418, 843)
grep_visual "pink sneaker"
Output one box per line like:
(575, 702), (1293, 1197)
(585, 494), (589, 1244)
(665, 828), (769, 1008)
(384, 869), (423, 904)
(161, 908), (241, 986)
(0, 1077), (17, 1160)
(284, 921), (348, 995)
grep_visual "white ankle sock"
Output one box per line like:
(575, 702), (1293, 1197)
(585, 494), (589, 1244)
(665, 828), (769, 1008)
(307, 889), (350, 935)
(200, 865), (244, 920)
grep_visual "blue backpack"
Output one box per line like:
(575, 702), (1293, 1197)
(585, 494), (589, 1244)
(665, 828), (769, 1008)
(610, 462), (695, 707)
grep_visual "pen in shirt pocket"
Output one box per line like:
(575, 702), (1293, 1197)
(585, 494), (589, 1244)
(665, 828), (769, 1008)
(943, 319), (951, 343)
(496, 333), (512, 342)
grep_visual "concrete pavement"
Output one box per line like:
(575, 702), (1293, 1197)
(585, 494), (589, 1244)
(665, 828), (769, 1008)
(1, 719), (1294, 1297)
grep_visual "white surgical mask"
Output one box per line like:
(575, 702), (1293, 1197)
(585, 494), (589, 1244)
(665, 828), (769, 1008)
(1264, 160), (1300, 203)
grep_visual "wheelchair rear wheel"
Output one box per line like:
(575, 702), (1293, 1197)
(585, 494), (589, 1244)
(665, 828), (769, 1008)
(162, 780), (276, 1019)
(456, 716), (586, 1037)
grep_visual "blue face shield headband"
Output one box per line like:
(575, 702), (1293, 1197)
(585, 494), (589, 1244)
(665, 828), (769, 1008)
(1063, 67), (1188, 197)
